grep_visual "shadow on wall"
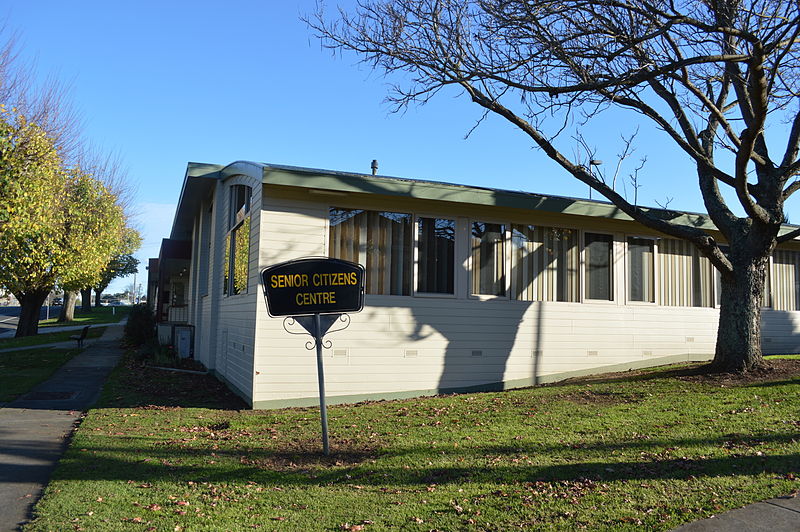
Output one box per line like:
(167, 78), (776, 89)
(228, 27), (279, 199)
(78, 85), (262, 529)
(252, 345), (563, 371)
(761, 309), (800, 355)
(404, 222), (552, 395)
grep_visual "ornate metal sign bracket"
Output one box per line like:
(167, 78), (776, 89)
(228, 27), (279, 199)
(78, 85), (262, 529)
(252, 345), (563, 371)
(283, 314), (351, 351)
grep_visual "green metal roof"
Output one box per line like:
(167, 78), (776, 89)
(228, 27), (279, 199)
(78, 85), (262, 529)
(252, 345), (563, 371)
(258, 162), (720, 231)
(172, 161), (799, 240)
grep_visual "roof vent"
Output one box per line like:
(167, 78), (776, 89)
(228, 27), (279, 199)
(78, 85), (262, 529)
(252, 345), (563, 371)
(371, 159), (378, 175)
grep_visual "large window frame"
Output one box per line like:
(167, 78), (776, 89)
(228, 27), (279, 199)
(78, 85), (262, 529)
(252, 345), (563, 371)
(469, 220), (509, 298)
(626, 235), (657, 304)
(583, 232), (615, 302)
(223, 185), (252, 297)
(414, 215), (457, 297)
(509, 224), (579, 303)
(328, 207), (413, 296)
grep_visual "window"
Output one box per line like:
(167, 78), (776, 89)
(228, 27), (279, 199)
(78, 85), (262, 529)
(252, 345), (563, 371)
(230, 185), (250, 227)
(772, 249), (800, 310)
(627, 237), (655, 302)
(329, 208), (412, 295)
(417, 217), (455, 294)
(658, 238), (714, 307)
(510, 225), (578, 302)
(585, 233), (613, 300)
(471, 222), (506, 296)
(224, 185), (251, 296)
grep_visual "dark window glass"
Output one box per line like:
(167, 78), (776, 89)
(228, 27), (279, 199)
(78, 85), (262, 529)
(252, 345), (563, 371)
(418, 217), (455, 294)
(585, 233), (613, 300)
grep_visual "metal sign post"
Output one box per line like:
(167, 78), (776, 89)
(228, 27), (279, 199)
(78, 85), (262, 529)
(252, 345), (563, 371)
(261, 258), (365, 456)
(289, 312), (350, 455)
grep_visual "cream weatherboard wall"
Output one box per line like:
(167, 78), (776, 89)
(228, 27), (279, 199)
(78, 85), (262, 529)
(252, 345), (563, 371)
(249, 186), (725, 409)
(184, 169), (263, 402)
(172, 162), (800, 409)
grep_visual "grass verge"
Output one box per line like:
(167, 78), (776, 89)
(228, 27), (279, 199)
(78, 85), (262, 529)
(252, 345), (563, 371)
(0, 347), (84, 402)
(39, 306), (130, 328)
(26, 359), (800, 531)
(0, 327), (105, 350)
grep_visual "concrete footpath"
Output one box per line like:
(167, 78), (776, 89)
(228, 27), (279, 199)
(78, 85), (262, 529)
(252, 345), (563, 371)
(0, 323), (125, 532)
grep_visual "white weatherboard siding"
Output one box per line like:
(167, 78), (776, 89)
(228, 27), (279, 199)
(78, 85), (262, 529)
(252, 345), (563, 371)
(174, 163), (800, 409)
(251, 294), (722, 406)
(762, 310), (800, 354)
(249, 189), (732, 408)
(253, 195), (329, 404)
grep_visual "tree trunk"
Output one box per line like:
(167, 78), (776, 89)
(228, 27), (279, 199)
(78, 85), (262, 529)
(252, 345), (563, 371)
(713, 257), (767, 372)
(14, 289), (49, 337)
(57, 291), (77, 322)
(80, 288), (93, 312)
(94, 287), (103, 308)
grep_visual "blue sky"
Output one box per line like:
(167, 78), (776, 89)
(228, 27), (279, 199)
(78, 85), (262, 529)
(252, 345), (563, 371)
(4, 1), (789, 294)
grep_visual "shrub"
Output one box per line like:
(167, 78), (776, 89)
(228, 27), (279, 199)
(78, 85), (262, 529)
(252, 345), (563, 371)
(123, 304), (155, 346)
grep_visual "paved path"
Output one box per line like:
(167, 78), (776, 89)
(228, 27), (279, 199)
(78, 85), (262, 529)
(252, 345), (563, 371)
(0, 324), (125, 532)
(673, 494), (800, 531)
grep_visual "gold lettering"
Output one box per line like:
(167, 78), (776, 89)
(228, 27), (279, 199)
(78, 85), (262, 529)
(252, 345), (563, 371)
(294, 291), (338, 306)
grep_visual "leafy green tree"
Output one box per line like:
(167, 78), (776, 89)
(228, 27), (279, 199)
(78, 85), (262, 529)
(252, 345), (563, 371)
(0, 108), (68, 335)
(0, 109), (128, 336)
(53, 168), (128, 324)
(92, 228), (142, 309)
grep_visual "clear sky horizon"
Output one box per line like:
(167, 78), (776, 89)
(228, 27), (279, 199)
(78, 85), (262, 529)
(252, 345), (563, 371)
(4, 1), (795, 296)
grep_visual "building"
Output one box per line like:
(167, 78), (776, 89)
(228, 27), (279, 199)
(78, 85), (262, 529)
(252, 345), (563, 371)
(148, 161), (800, 408)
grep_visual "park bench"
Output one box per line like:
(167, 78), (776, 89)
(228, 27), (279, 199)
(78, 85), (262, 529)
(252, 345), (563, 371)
(69, 325), (90, 348)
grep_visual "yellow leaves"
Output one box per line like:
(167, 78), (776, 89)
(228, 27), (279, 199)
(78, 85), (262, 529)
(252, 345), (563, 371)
(0, 109), (135, 294)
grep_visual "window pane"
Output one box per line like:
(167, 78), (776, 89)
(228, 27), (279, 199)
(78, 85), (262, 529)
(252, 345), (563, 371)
(329, 208), (412, 295)
(658, 238), (713, 307)
(232, 216), (250, 295)
(585, 233), (613, 300)
(511, 225), (578, 302)
(772, 250), (800, 311)
(628, 237), (654, 302)
(471, 222), (506, 296)
(418, 217), (455, 294)
(230, 185), (251, 229)
(223, 233), (230, 296)
(691, 248), (714, 307)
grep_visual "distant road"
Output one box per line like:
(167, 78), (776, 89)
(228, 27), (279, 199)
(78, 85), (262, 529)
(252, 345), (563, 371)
(0, 306), (57, 337)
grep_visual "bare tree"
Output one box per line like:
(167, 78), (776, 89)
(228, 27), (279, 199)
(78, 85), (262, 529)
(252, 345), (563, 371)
(311, 0), (800, 372)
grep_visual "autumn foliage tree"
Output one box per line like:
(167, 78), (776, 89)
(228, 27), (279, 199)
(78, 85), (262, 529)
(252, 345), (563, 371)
(92, 228), (141, 308)
(0, 108), (128, 335)
(312, 0), (800, 372)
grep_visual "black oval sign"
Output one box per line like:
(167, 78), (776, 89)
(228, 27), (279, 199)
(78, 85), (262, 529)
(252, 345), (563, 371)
(261, 258), (365, 317)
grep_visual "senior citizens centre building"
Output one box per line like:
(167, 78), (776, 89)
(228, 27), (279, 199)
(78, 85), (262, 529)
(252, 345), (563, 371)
(146, 161), (800, 409)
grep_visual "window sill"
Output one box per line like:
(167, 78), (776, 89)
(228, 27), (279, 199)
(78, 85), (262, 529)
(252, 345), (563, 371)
(413, 291), (458, 299)
(469, 294), (509, 301)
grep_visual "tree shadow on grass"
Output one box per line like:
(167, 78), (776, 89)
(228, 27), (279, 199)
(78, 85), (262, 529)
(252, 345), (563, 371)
(38, 430), (800, 488)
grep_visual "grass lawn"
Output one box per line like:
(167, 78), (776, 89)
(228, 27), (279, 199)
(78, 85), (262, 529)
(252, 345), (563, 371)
(0, 327), (106, 350)
(0, 347), (84, 402)
(25, 359), (800, 531)
(39, 306), (130, 328)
